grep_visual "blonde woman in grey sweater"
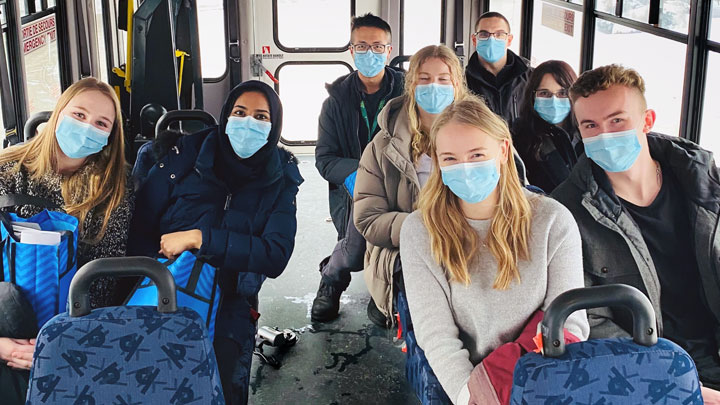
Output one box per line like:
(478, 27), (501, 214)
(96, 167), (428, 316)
(399, 96), (589, 404)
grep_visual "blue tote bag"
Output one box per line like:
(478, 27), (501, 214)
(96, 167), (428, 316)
(0, 206), (79, 328)
(126, 250), (222, 339)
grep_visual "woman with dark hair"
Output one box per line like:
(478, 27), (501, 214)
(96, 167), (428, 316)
(512, 60), (581, 192)
(131, 80), (303, 404)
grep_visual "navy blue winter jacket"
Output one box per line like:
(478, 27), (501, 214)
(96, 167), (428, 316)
(129, 81), (303, 339)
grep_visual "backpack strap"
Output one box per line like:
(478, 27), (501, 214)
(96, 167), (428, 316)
(0, 193), (61, 209)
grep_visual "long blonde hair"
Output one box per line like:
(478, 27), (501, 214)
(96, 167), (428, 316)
(418, 95), (532, 289)
(0, 77), (127, 241)
(405, 45), (467, 164)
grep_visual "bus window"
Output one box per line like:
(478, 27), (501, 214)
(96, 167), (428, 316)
(22, 8), (62, 116)
(197, 0), (226, 79)
(94, 0), (108, 82)
(276, 63), (351, 143)
(402, 0), (443, 55)
(659, 0), (690, 34)
(700, 52), (720, 158)
(275, 0), (351, 50)
(109, 0), (127, 70)
(622, 0), (650, 24)
(711, 0), (720, 42)
(596, 0), (615, 14)
(530, 0), (582, 71)
(594, 21), (685, 137)
(489, 0), (522, 55)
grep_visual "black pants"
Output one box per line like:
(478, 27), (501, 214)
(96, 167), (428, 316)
(695, 353), (720, 391)
(0, 364), (29, 405)
(213, 316), (256, 404)
(0, 282), (37, 404)
(321, 205), (366, 290)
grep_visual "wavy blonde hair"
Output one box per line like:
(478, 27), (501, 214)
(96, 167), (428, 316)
(418, 95), (532, 288)
(405, 45), (467, 164)
(0, 77), (127, 241)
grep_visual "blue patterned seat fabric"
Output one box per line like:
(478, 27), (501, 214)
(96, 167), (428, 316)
(397, 291), (451, 405)
(26, 305), (224, 404)
(511, 337), (703, 405)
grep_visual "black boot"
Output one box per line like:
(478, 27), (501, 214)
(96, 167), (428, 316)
(367, 297), (391, 329)
(311, 278), (343, 322)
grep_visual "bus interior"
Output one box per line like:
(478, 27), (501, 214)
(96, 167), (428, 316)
(1, 0), (719, 403)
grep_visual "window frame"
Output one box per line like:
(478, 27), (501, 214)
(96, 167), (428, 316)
(272, 0), (356, 53)
(273, 60), (353, 146)
(528, 0), (584, 70)
(398, 0), (447, 57)
(198, 0), (228, 83)
(478, 0), (714, 142)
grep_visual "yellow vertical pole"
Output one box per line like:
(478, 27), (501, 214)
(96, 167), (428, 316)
(124, 0), (134, 93)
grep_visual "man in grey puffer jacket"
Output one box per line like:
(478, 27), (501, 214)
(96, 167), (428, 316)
(552, 64), (720, 401)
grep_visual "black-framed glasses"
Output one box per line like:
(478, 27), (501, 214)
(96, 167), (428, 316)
(351, 43), (388, 54)
(534, 89), (569, 99)
(475, 30), (509, 41)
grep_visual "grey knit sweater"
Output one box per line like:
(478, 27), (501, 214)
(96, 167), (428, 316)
(400, 191), (589, 402)
(0, 160), (134, 308)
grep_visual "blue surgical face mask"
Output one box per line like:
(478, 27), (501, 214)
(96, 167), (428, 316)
(534, 96), (571, 125)
(415, 83), (455, 114)
(225, 116), (272, 159)
(583, 129), (642, 172)
(476, 37), (506, 64)
(55, 115), (110, 159)
(354, 51), (387, 78)
(441, 159), (500, 204)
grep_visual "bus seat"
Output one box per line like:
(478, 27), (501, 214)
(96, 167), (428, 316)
(396, 290), (452, 404)
(139, 103), (167, 140)
(131, 108), (217, 166)
(132, 109), (217, 184)
(389, 55), (410, 72)
(22, 111), (52, 144)
(155, 109), (217, 137)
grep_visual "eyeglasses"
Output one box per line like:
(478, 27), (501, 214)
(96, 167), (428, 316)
(351, 43), (388, 54)
(475, 31), (509, 41)
(534, 89), (569, 99)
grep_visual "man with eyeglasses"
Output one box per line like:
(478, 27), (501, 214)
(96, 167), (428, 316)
(313, 13), (404, 323)
(466, 11), (531, 127)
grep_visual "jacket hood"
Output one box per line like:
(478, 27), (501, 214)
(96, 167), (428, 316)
(377, 95), (407, 135)
(212, 80), (283, 189)
(373, 95), (415, 167)
(568, 133), (720, 215)
(466, 49), (530, 85)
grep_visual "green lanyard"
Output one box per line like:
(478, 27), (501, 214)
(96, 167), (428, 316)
(360, 98), (387, 142)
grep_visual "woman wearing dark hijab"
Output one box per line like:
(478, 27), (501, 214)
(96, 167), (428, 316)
(130, 80), (303, 404)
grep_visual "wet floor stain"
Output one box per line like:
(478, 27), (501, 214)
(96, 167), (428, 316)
(249, 156), (417, 404)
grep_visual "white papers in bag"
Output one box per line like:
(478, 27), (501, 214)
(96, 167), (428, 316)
(11, 221), (41, 230)
(11, 223), (62, 246)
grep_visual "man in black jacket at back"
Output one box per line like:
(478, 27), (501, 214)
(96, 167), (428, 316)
(466, 11), (530, 127)
(313, 13), (404, 322)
